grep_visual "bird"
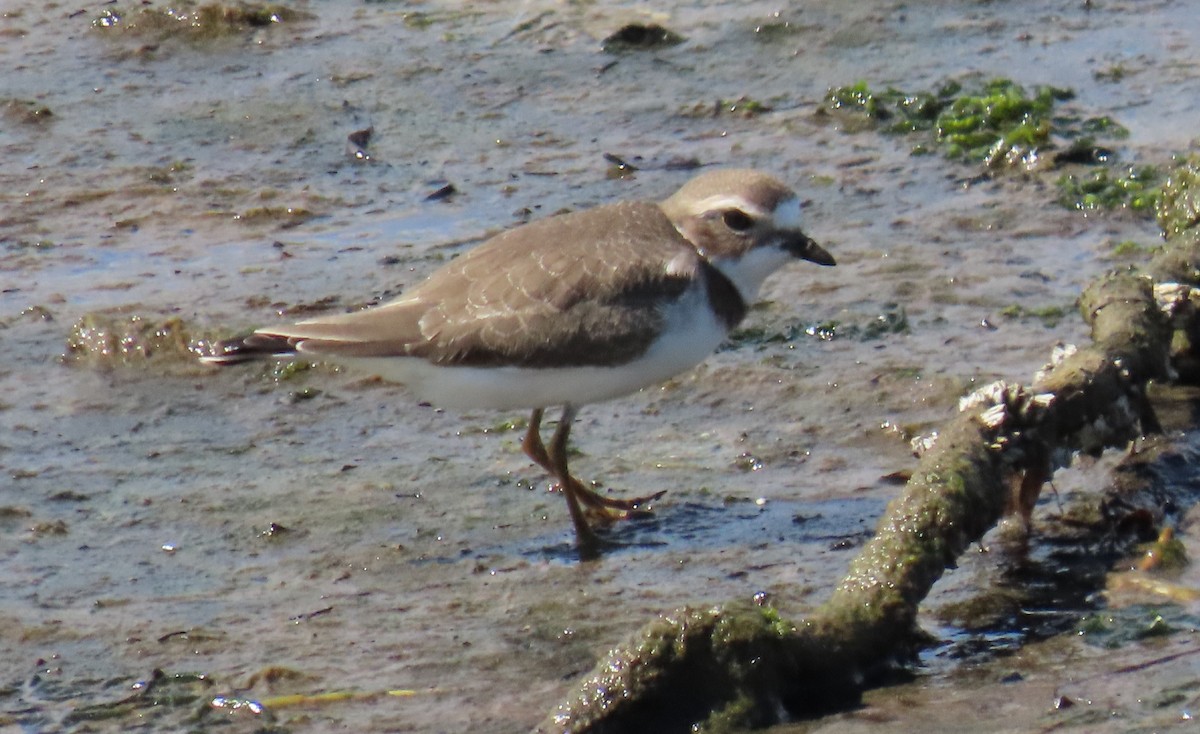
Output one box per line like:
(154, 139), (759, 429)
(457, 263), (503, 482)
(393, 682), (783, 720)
(202, 168), (835, 557)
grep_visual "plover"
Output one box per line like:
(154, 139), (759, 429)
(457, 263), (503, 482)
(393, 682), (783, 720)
(203, 168), (835, 555)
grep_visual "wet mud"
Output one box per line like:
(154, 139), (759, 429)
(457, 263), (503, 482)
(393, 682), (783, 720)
(3, 1), (1200, 731)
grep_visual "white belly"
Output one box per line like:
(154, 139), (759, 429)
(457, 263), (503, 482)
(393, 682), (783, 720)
(346, 286), (728, 410)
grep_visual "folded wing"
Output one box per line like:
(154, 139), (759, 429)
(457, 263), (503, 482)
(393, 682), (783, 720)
(207, 201), (702, 369)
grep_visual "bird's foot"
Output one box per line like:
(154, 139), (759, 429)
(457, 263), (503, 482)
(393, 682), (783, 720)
(551, 474), (667, 559)
(574, 484), (667, 523)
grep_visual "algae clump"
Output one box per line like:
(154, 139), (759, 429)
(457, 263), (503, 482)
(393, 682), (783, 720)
(1155, 155), (1200, 238)
(63, 311), (219, 372)
(823, 78), (1078, 168)
(94, 2), (310, 42)
(824, 76), (1169, 216)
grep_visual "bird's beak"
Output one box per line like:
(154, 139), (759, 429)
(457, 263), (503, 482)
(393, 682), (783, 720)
(784, 232), (836, 267)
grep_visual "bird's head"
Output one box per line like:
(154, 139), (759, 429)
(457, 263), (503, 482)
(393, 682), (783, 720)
(659, 168), (835, 299)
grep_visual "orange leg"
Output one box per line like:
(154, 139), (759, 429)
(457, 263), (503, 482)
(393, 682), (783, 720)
(522, 406), (599, 555)
(520, 406), (666, 554)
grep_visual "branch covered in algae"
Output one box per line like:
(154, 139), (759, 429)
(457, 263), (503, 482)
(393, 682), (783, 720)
(538, 157), (1200, 734)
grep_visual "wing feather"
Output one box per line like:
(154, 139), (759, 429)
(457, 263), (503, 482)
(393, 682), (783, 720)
(255, 201), (701, 367)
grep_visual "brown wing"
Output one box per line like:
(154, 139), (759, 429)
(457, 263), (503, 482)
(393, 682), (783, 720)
(259, 201), (702, 368)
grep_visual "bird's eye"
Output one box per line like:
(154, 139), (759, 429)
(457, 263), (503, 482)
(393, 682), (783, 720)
(722, 209), (754, 232)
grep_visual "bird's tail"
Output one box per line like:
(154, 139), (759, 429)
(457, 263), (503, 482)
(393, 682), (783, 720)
(200, 333), (297, 366)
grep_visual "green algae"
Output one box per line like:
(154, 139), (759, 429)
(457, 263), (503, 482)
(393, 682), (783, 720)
(63, 670), (215, 726)
(93, 2), (309, 42)
(726, 304), (907, 349)
(823, 78), (1180, 220)
(823, 78), (1084, 168)
(823, 80), (947, 134)
(862, 305), (910, 339)
(679, 96), (777, 119)
(1076, 606), (1200, 649)
(1056, 165), (1162, 213)
(724, 321), (807, 348)
(1155, 155), (1200, 238)
(804, 304), (909, 342)
(999, 303), (1070, 328)
(821, 77), (1159, 202)
(63, 311), (211, 369)
(269, 358), (314, 382)
(1108, 239), (1153, 260)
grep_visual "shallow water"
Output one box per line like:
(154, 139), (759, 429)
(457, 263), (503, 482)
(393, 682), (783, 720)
(3, 1), (1200, 732)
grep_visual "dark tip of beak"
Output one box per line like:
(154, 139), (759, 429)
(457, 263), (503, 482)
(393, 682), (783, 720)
(787, 233), (836, 267)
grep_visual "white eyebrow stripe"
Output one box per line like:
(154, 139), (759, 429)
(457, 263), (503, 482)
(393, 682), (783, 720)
(689, 194), (768, 217)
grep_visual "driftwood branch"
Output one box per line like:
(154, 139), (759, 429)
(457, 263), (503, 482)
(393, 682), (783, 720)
(537, 157), (1200, 733)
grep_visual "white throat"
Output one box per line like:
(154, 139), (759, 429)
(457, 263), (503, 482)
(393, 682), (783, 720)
(710, 246), (795, 301)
